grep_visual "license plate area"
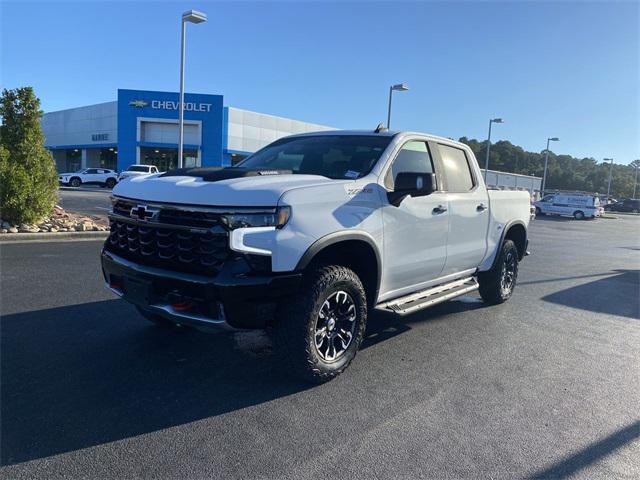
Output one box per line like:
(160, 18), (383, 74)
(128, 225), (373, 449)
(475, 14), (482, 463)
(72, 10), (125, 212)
(122, 276), (153, 304)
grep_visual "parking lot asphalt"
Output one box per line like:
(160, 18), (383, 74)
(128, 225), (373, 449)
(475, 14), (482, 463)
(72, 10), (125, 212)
(57, 188), (112, 219)
(1, 216), (639, 479)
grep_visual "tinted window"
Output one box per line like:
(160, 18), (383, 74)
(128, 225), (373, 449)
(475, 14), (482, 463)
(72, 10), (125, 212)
(391, 141), (433, 182)
(439, 144), (474, 192)
(238, 135), (393, 179)
(85, 169), (99, 174)
(128, 166), (151, 172)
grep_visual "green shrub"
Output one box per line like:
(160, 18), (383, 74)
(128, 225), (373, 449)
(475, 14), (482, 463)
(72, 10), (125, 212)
(0, 87), (58, 224)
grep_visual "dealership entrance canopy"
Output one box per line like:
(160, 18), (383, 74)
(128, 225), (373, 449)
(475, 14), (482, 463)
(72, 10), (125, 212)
(42, 89), (333, 173)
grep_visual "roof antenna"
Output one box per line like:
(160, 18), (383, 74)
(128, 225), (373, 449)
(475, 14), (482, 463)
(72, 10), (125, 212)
(375, 122), (388, 133)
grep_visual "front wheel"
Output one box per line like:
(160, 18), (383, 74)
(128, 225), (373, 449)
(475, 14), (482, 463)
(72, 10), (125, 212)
(105, 178), (116, 189)
(478, 239), (519, 305)
(70, 177), (81, 188)
(273, 265), (367, 383)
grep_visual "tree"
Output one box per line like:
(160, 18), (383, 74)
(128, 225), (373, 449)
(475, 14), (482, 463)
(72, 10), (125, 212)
(0, 87), (58, 224)
(458, 137), (638, 198)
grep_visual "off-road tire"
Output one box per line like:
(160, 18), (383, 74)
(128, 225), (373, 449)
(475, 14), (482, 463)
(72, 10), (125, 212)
(136, 306), (184, 329)
(478, 239), (519, 305)
(273, 265), (367, 383)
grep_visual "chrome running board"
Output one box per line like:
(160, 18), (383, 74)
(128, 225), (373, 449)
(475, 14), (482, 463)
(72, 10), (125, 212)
(376, 276), (479, 315)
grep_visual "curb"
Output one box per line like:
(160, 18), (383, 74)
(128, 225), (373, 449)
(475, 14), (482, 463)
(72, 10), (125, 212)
(59, 186), (113, 193)
(0, 231), (109, 243)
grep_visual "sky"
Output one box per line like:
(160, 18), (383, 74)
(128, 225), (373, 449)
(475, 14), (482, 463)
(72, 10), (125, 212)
(1, 0), (639, 164)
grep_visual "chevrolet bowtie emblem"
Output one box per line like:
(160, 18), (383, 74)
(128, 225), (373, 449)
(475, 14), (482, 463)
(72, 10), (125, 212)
(128, 100), (149, 108)
(131, 205), (160, 221)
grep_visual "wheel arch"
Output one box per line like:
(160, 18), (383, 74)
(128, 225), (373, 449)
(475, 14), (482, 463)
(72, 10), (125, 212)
(503, 221), (527, 261)
(295, 231), (381, 308)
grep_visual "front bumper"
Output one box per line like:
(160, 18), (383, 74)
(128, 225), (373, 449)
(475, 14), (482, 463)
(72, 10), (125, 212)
(101, 249), (302, 330)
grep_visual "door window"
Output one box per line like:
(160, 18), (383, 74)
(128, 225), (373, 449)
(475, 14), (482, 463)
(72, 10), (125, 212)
(438, 144), (475, 192)
(85, 169), (99, 175)
(386, 141), (433, 188)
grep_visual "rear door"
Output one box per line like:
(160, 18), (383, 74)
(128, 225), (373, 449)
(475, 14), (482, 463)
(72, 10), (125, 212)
(380, 140), (449, 296)
(83, 168), (101, 184)
(436, 143), (489, 276)
(97, 169), (111, 182)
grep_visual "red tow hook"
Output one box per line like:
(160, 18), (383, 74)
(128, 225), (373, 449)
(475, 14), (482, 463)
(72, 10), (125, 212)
(171, 301), (194, 311)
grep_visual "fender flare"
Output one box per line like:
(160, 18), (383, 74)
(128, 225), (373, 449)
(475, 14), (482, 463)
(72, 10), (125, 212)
(487, 219), (528, 271)
(295, 230), (383, 303)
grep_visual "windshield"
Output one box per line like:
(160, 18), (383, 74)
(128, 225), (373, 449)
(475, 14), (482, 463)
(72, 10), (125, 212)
(127, 166), (150, 172)
(237, 135), (393, 179)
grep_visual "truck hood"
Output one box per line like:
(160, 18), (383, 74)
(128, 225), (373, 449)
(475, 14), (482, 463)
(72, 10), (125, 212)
(112, 172), (349, 206)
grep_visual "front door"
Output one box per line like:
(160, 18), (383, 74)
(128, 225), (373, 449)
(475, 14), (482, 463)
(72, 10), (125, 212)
(380, 140), (449, 298)
(436, 143), (489, 275)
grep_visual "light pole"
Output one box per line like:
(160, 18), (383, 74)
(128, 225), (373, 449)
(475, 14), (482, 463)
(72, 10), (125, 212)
(541, 137), (559, 194)
(387, 83), (409, 129)
(605, 158), (614, 202)
(633, 161), (639, 198)
(483, 118), (504, 181)
(178, 9), (207, 169)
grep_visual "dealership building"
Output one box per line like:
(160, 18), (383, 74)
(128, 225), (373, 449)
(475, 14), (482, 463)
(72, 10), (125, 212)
(41, 89), (333, 173)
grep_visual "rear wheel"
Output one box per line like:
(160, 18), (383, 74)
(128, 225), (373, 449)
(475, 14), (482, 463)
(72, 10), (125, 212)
(478, 239), (519, 305)
(273, 265), (367, 383)
(573, 210), (585, 220)
(70, 177), (81, 188)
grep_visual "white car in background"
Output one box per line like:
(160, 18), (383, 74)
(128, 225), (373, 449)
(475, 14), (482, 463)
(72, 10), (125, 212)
(117, 165), (161, 182)
(59, 168), (118, 188)
(534, 193), (601, 220)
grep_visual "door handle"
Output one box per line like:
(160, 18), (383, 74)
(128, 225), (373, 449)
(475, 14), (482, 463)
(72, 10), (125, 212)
(476, 203), (488, 212)
(433, 204), (448, 214)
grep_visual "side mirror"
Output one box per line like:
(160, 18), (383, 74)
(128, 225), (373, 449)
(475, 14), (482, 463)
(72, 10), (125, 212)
(388, 172), (436, 206)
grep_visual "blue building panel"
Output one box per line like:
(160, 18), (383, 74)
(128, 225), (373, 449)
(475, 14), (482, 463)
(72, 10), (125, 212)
(116, 89), (224, 171)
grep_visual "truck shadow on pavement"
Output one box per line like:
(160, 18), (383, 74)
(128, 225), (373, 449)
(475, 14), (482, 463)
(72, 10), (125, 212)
(541, 269), (639, 320)
(1, 300), (311, 466)
(1, 295), (488, 466)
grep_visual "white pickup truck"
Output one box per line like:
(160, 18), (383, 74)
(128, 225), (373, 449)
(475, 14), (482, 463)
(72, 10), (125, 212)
(102, 129), (530, 382)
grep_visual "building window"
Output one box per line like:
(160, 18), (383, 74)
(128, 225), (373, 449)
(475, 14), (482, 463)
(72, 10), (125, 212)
(140, 147), (198, 172)
(230, 153), (247, 165)
(99, 148), (118, 170)
(64, 149), (82, 172)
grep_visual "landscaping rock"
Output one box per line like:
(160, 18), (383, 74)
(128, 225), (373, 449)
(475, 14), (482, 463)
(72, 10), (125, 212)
(9, 227), (18, 233)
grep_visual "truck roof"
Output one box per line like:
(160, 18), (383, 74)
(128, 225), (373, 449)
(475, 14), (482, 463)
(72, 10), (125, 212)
(288, 129), (466, 148)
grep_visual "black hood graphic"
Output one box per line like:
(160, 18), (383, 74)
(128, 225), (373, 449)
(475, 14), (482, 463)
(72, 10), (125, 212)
(160, 167), (293, 182)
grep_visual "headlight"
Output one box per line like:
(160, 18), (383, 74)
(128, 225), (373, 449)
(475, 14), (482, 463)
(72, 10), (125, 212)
(222, 206), (291, 230)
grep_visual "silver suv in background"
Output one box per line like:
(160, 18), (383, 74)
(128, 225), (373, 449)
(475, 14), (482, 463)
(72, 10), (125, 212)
(117, 164), (161, 182)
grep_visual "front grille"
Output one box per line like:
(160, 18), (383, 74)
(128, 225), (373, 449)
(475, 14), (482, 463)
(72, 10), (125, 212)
(106, 219), (229, 276)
